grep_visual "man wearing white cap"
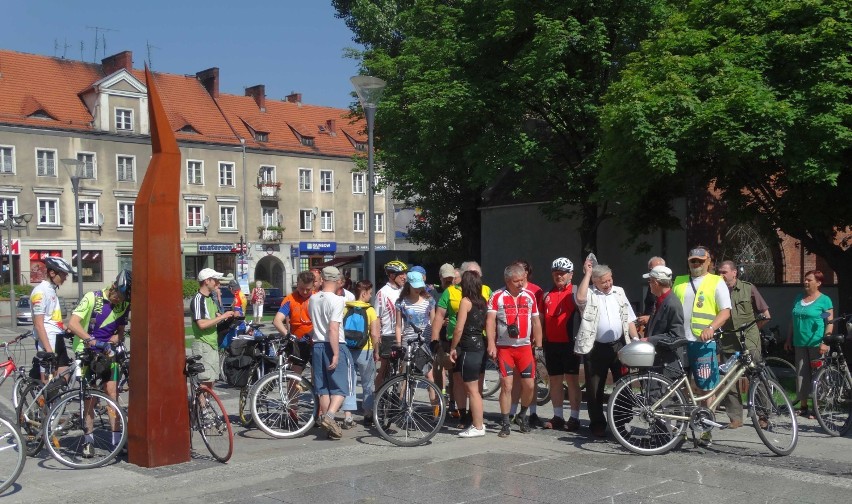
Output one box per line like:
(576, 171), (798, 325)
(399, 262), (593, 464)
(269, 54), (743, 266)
(642, 265), (687, 377)
(190, 268), (236, 387)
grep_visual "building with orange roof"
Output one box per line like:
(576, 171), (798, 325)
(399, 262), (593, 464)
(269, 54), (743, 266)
(0, 48), (388, 302)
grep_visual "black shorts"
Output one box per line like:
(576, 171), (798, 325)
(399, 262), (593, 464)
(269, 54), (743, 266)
(379, 336), (397, 359)
(543, 342), (580, 376)
(454, 348), (486, 383)
(292, 339), (312, 365)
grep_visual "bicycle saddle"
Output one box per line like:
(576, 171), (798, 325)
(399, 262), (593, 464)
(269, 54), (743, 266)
(35, 351), (57, 361)
(248, 323), (266, 330)
(823, 334), (845, 346)
(186, 354), (203, 363)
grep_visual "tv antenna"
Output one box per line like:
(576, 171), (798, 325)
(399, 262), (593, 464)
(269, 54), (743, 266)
(146, 41), (161, 69)
(85, 26), (118, 61)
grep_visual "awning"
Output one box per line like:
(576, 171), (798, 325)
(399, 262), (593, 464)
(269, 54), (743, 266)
(319, 254), (363, 268)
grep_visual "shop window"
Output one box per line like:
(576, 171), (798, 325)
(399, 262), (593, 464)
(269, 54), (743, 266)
(71, 250), (103, 283)
(29, 250), (62, 283)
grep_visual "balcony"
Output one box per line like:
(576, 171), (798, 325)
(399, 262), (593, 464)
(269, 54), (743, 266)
(258, 226), (284, 243)
(258, 182), (281, 201)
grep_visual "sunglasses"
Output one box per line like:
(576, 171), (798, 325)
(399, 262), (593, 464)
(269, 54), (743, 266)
(689, 259), (706, 264)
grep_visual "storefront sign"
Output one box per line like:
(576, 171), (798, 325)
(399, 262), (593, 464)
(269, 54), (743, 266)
(299, 241), (337, 253)
(348, 244), (388, 252)
(199, 244), (234, 253)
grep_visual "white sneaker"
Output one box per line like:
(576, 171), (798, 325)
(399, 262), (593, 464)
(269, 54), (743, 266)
(458, 425), (486, 438)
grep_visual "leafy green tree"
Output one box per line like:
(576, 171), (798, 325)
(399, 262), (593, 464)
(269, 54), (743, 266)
(335, 0), (670, 259)
(601, 0), (851, 309)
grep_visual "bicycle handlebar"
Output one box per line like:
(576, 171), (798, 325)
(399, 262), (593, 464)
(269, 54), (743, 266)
(827, 314), (851, 325)
(714, 314), (770, 338)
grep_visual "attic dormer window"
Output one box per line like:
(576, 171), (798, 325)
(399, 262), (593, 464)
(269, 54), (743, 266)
(29, 110), (54, 120)
(115, 108), (133, 131)
(255, 132), (268, 142)
(355, 142), (367, 152)
(301, 136), (315, 147)
(179, 125), (199, 134)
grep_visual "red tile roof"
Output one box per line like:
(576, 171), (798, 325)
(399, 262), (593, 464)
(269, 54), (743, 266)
(0, 49), (366, 158)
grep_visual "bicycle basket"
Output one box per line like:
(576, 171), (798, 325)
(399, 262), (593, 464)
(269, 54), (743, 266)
(618, 341), (656, 368)
(413, 343), (433, 375)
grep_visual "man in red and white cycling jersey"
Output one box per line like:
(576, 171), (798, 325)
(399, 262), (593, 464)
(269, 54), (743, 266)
(486, 263), (542, 438)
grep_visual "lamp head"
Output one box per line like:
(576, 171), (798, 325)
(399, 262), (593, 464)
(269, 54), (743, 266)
(350, 76), (387, 108)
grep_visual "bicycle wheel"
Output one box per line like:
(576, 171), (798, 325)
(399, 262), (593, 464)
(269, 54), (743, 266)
(218, 349), (228, 384)
(195, 385), (233, 462)
(764, 356), (796, 397)
(813, 365), (852, 437)
(373, 375), (446, 447)
(749, 374), (798, 456)
(482, 358), (500, 398)
(535, 373), (551, 406)
(607, 372), (688, 456)
(250, 371), (317, 439)
(15, 383), (46, 457)
(43, 390), (127, 469)
(11, 376), (30, 410)
(0, 416), (25, 494)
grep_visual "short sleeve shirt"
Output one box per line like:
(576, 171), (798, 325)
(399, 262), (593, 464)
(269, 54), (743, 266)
(542, 285), (576, 344)
(30, 280), (65, 339)
(792, 293), (833, 347)
(71, 290), (130, 351)
(189, 291), (220, 349)
(488, 287), (539, 347)
(309, 291), (346, 344)
(279, 292), (313, 340)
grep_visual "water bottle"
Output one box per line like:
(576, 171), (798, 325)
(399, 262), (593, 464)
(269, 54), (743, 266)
(719, 352), (740, 374)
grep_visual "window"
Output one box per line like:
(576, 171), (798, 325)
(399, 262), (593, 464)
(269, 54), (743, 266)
(255, 132), (268, 142)
(36, 149), (57, 176)
(298, 168), (312, 191)
(352, 173), (365, 194)
(259, 165), (276, 185)
(71, 250), (103, 283)
(0, 198), (16, 222)
(77, 152), (96, 179)
(299, 209), (313, 231)
(219, 205), (236, 230)
(78, 200), (98, 225)
(374, 175), (384, 195)
(320, 170), (333, 193)
(117, 155), (135, 181)
(261, 207), (279, 228)
(0, 146), (14, 174)
(37, 198), (59, 225)
(320, 210), (334, 231)
(353, 212), (365, 232)
(219, 162), (235, 187)
(117, 202), (134, 228)
(115, 108), (133, 131)
(374, 213), (385, 233)
(187, 204), (204, 229)
(187, 160), (203, 185)
(300, 136), (315, 147)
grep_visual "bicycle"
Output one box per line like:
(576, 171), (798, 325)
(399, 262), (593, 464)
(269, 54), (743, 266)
(41, 342), (128, 468)
(16, 350), (76, 457)
(0, 331), (33, 409)
(760, 326), (797, 397)
(0, 413), (25, 494)
(249, 334), (318, 439)
(185, 354), (234, 462)
(113, 331), (130, 411)
(223, 322), (282, 427)
(812, 313), (852, 436)
(373, 333), (446, 446)
(607, 315), (798, 456)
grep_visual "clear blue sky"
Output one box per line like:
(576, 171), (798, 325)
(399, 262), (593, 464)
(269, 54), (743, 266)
(1, 1), (363, 109)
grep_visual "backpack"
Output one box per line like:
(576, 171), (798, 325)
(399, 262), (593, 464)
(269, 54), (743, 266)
(342, 306), (370, 349)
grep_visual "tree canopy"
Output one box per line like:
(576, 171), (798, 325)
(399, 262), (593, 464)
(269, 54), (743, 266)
(601, 0), (851, 308)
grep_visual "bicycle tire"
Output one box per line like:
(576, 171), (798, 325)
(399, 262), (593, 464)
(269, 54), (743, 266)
(535, 373), (551, 406)
(195, 385), (233, 462)
(482, 358), (500, 398)
(0, 416), (25, 494)
(218, 349), (228, 384)
(43, 390), (128, 469)
(749, 374), (798, 456)
(813, 365), (852, 437)
(11, 376), (32, 410)
(607, 372), (688, 456)
(764, 356), (796, 397)
(15, 382), (46, 457)
(373, 375), (445, 447)
(250, 370), (317, 439)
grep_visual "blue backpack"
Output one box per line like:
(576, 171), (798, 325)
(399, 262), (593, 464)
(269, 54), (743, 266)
(343, 306), (369, 349)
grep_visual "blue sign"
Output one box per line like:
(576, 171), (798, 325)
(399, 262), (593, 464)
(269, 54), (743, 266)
(199, 244), (234, 253)
(290, 246), (299, 258)
(299, 241), (337, 253)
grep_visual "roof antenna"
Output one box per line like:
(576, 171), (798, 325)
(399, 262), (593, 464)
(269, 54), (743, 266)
(86, 26), (118, 62)
(62, 38), (71, 59)
(80, 40), (85, 61)
(146, 41), (160, 69)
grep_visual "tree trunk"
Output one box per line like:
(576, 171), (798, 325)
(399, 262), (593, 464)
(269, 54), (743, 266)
(458, 201), (482, 262)
(578, 201), (602, 260)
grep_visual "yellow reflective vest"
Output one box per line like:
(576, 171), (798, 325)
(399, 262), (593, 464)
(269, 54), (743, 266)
(672, 274), (723, 338)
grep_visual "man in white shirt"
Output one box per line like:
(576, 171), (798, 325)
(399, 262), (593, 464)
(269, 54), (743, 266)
(575, 259), (639, 438)
(309, 266), (349, 440)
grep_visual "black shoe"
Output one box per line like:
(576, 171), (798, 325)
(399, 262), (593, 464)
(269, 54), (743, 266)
(363, 414), (374, 427)
(528, 413), (540, 428)
(518, 415), (530, 433)
(498, 421), (511, 438)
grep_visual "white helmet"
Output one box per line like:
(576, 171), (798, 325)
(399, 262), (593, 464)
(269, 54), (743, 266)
(551, 257), (573, 273)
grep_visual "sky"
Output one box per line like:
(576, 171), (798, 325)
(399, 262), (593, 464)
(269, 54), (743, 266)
(1, 0), (363, 109)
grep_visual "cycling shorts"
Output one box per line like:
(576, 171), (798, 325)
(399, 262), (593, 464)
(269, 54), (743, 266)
(497, 345), (535, 379)
(543, 342), (580, 375)
(454, 348), (486, 382)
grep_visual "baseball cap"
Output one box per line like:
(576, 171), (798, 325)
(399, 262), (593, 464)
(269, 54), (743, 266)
(197, 268), (223, 282)
(410, 265), (427, 277)
(406, 271), (426, 289)
(321, 266), (341, 281)
(439, 263), (455, 279)
(643, 265), (673, 281)
(688, 247), (710, 261)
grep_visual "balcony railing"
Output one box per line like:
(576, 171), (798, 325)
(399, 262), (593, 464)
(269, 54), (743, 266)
(258, 226), (284, 242)
(258, 182), (281, 201)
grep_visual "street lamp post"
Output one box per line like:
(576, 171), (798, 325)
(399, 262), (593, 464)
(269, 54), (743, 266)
(2, 212), (33, 327)
(61, 158), (88, 301)
(350, 76), (387, 284)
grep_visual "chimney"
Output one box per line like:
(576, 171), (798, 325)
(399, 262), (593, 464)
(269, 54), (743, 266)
(325, 119), (336, 134)
(245, 85), (266, 111)
(196, 67), (220, 98)
(101, 51), (132, 75)
(285, 92), (302, 104)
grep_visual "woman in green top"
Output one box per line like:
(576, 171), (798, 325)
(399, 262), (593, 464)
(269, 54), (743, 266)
(784, 270), (834, 418)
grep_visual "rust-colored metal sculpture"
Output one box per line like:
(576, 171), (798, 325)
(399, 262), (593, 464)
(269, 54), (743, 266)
(128, 67), (191, 467)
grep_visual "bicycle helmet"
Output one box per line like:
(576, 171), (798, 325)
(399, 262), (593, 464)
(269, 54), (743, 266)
(114, 269), (132, 300)
(384, 260), (408, 274)
(551, 257), (574, 273)
(43, 256), (76, 275)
